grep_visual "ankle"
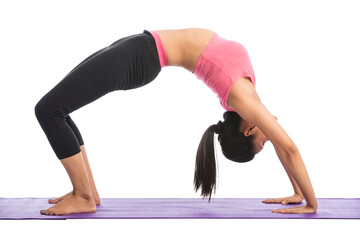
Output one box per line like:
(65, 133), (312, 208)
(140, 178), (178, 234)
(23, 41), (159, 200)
(72, 190), (92, 200)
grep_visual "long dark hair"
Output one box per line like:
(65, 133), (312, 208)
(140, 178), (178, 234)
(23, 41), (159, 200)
(193, 111), (255, 202)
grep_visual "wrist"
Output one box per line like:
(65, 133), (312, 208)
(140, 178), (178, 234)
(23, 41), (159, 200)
(307, 200), (318, 211)
(294, 192), (304, 199)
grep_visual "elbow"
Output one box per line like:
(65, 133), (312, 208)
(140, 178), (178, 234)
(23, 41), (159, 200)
(279, 144), (299, 163)
(286, 144), (299, 156)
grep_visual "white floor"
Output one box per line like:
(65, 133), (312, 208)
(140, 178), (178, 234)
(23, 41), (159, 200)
(1, 219), (358, 239)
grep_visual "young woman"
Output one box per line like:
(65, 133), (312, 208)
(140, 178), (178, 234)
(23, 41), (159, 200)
(35, 28), (317, 216)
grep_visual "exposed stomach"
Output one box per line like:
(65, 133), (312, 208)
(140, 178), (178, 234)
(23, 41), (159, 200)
(154, 28), (214, 72)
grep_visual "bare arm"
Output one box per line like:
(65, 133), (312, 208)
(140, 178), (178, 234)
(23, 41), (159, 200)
(228, 78), (317, 212)
(274, 147), (303, 197)
(263, 147), (304, 205)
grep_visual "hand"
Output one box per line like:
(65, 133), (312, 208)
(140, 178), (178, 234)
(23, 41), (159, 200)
(272, 205), (317, 214)
(262, 193), (303, 205)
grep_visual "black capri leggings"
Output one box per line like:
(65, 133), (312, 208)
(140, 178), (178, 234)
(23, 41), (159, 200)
(35, 30), (161, 160)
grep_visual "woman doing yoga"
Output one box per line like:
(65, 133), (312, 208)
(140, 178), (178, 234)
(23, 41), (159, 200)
(35, 28), (317, 216)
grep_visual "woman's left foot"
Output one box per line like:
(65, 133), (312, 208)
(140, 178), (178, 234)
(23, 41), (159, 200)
(41, 193), (96, 216)
(48, 191), (72, 204)
(49, 191), (101, 205)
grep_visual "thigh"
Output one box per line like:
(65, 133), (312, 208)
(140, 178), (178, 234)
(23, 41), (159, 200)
(39, 32), (161, 116)
(38, 39), (128, 116)
(62, 47), (109, 79)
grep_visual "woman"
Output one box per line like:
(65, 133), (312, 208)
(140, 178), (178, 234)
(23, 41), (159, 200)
(35, 28), (317, 216)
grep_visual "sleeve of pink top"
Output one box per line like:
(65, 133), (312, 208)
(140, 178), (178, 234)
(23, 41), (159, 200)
(149, 31), (168, 69)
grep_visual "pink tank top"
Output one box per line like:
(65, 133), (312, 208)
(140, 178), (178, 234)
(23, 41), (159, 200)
(194, 32), (256, 111)
(147, 30), (256, 111)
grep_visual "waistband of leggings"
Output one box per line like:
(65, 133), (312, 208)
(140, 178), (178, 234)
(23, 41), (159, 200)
(143, 30), (167, 68)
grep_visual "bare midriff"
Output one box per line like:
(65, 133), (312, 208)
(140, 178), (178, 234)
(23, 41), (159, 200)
(154, 28), (214, 72)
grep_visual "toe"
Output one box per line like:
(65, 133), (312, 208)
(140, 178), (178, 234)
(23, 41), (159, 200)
(46, 209), (53, 215)
(42, 207), (54, 215)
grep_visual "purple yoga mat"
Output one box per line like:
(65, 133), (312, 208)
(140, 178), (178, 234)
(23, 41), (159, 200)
(0, 198), (359, 219)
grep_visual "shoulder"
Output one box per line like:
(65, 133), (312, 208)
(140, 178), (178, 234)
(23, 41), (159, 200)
(228, 78), (297, 154)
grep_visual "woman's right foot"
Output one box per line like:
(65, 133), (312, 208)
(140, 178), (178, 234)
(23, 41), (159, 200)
(42, 192), (96, 216)
(49, 191), (101, 205)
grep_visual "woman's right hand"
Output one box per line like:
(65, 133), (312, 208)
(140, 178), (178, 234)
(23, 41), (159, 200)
(262, 193), (304, 205)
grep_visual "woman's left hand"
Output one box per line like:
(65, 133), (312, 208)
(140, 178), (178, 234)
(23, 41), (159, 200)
(262, 193), (303, 205)
(272, 205), (317, 214)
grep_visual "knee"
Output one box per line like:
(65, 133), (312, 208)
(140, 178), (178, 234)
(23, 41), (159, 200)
(34, 97), (55, 122)
(34, 98), (46, 122)
(35, 96), (69, 124)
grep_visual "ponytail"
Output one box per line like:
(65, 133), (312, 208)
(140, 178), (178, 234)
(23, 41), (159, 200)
(193, 121), (223, 202)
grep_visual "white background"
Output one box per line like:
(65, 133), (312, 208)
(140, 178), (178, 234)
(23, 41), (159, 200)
(0, 0), (359, 239)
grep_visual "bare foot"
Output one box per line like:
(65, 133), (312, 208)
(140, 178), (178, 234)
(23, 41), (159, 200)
(49, 191), (101, 205)
(41, 193), (96, 216)
(48, 191), (72, 204)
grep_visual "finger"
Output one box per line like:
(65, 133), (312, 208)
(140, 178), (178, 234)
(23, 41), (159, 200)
(272, 208), (294, 214)
(272, 207), (294, 213)
(281, 199), (297, 205)
(272, 208), (282, 213)
(272, 206), (310, 214)
(262, 198), (283, 203)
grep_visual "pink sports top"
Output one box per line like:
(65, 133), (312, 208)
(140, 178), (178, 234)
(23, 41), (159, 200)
(146, 30), (256, 112)
(194, 32), (256, 111)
